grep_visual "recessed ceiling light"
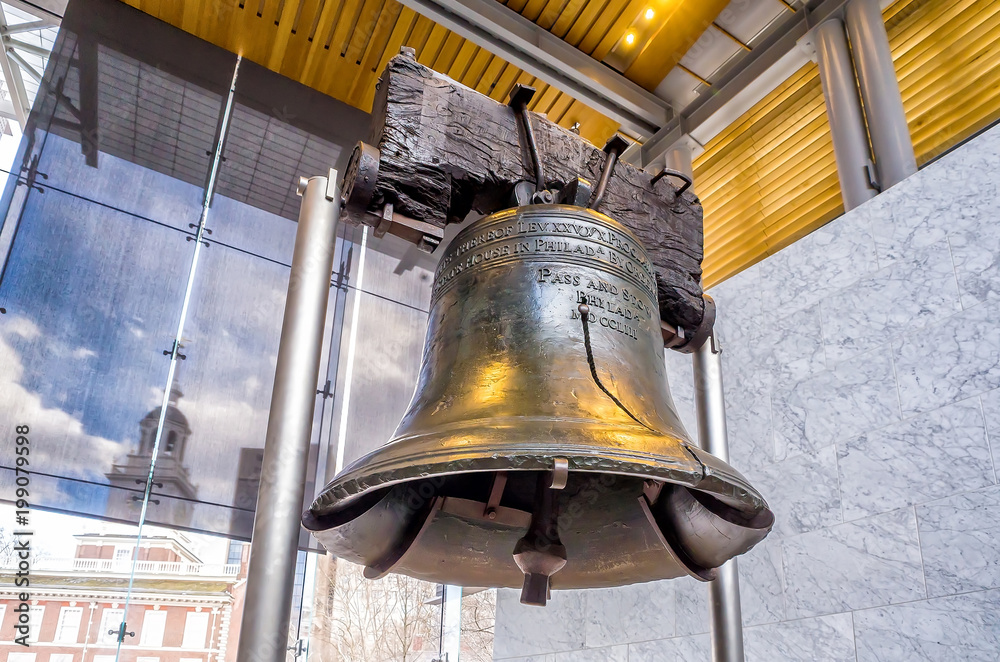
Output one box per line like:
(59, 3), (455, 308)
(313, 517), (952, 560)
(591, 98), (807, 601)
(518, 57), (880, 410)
(644, 8), (655, 20)
(625, 32), (636, 45)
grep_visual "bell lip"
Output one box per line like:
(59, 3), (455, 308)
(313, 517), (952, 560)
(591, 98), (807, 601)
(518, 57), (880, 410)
(307, 421), (769, 524)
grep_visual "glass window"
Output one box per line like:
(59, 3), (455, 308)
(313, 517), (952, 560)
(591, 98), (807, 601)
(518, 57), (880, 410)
(226, 540), (243, 565)
(93, 657), (117, 662)
(181, 611), (209, 649)
(49, 656), (74, 662)
(6, 653), (36, 662)
(114, 546), (132, 561)
(98, 608), (124, 644)
(139, 609), (167, 647)
(137, 658), (160, 662)
(54, 606), (83, 643)
(27, 605), (43, 643)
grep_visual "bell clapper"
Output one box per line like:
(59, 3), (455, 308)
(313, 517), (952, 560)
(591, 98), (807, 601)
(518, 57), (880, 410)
(513, 465), (570, 606)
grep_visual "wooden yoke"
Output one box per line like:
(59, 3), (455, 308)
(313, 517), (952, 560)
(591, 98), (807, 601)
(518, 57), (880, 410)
(343, 50), (706, 332)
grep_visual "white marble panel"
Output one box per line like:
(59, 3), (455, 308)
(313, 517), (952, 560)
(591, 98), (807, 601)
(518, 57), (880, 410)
(724, 369), (775, 474)
(582, 581), (674, 648)
(552, 645), (627, 662)
(854, 589), (1000, 662)
(673, 576), (710, 636)
(893, 302), (1000, 416)
(771, 345), (901, 460)
(973, 387), (1000, 484)
(709, 261), (764, 351)
(782, 508), (924, 618)
(949, 213), (1000, 309)
(917, 484), (1000, 598)
(763, 302), (827, 385)
(758, 211), (878, 318)
(738, 537), (785, 626)
(751, 444), (842, 538)
(664, 348), (698, 441)
(743, 613), (856, 662)
(871, 124), (1000, 266)
(820, 239), (962, 363)
(496, 656), (555, 662)
(837, 398), (995, 521)
(493, 588), (586, 658)
(628, 634), (710, 661)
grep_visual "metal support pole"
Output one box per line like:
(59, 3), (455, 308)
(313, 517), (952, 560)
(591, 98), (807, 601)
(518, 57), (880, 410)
(845, 0), (917, 189)
(665, 143), (695, 196)
(813, 18), (878, 211)
(237, 173), (341, 662)
(693, 334), (745, 662)
(439, 584), (463, 661)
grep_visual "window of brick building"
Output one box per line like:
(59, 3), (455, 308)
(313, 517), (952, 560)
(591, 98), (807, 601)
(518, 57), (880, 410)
(55, 606), (83, 643)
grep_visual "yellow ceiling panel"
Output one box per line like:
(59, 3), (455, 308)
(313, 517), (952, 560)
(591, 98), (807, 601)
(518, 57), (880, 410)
(624, 0), (730, 90)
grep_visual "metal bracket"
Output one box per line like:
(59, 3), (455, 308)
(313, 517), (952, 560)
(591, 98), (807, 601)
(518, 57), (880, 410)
(549, 457), (569, 490)
(340, 142), (444, 252)
(651, 167), (693, 196)
(509, 84), (553, 204)
(865, 159), (881, 192)
(484, 471), (508, 520)
(557, 177), (593, 207)
(589, 135), (629, 209)
(664, 295), (717, 353)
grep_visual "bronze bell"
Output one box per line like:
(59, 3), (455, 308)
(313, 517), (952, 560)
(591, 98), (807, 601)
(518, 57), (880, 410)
(303, 205), (773, 606)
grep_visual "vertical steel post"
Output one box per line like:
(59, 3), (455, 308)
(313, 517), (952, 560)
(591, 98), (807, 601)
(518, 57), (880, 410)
(845, 0), (917, 189)
(237, 173), (341, 662)
(693, 335), (745, 662)
(814, 18), (878, 210)
(440, 584), (463, 661)
(665, 143), (695, 194)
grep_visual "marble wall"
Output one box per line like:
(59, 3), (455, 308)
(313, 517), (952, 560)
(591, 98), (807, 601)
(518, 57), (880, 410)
(492, 123), (1000, 661)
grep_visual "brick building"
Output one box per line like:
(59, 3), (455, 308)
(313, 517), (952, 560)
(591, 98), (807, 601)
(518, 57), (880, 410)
(0, 532), (248, 662)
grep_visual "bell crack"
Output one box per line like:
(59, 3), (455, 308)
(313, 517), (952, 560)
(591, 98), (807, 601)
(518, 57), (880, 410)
(683, 445), (708, 484)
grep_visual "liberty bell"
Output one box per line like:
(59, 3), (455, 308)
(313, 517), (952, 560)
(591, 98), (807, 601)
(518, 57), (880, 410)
(303, 74), (773, 606)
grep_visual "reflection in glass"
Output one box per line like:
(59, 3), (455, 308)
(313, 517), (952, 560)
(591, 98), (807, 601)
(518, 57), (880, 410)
(0, 186), (192, 523)
(0, 506), (248, 659)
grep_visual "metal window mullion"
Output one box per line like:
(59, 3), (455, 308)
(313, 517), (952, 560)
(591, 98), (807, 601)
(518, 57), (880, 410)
(112, 55), (242, 662)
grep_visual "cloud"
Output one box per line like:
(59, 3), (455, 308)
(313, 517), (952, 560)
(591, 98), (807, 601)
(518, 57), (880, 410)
(72, 347), (97, 360)
(6, 316), (39, 341)
(0, 316), (123, 482)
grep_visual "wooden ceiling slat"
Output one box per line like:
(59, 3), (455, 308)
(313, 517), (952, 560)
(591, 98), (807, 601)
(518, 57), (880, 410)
(474, 55), (507, 95)
(416, 23), (448, 66)
(549, 0), (589, 39)
(590, 0), (646, 61)
(577, 0), (632, 56)
(520, 0), (549, 23)
(448, 41), (479, 80)
(533, 84), (562, 116)
(432, 31), (465, 73)
(536, 0), (571, 31)
(563, 0), (615, 48)
(461, 46), (493, 87)
(348, 2), (407, 107)
(404, 13), (435, 60)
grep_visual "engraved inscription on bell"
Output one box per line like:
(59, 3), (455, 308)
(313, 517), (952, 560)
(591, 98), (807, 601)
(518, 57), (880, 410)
(304, 205), (773, 605)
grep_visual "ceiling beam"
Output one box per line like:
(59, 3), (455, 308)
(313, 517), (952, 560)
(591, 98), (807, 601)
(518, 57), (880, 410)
(634, 0), (850, 167)
(396, 0), (672, 137)
(0, 5), (30, 126)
